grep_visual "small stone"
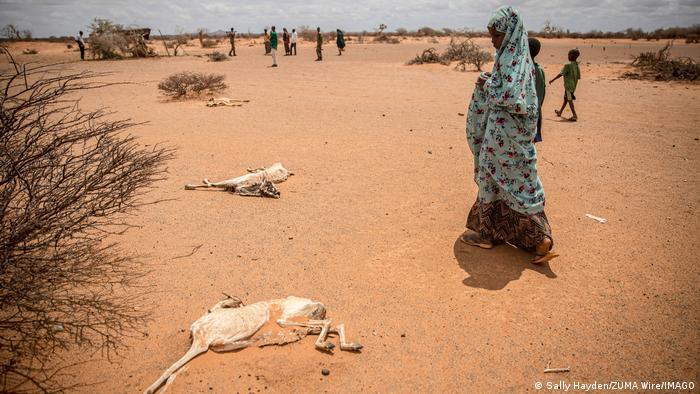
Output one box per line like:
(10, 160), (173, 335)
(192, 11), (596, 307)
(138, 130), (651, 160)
(321, 368), (330, 376)
(427, 150), (432, 154)
(401, 333), (406, 338)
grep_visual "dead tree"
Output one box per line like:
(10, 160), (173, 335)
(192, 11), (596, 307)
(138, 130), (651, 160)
(0, 47), (174, 393)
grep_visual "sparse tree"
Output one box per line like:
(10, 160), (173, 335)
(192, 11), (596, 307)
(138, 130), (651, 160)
(1, 24), (31, 40)
(0, 47), (173, 393)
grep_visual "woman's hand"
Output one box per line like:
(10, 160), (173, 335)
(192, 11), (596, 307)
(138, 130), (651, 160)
(477, 72), (491, 87)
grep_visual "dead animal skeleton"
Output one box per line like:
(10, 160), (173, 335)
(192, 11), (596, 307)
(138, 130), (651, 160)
(144, 295), (362, 394)
(206, 97), (250, 107)
(185, 162), (291, 198)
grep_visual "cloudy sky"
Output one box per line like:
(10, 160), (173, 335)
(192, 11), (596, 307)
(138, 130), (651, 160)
(1, 0), (699, 37)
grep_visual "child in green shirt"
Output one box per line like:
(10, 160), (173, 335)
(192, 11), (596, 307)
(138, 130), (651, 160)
(550, 49), (580, 122)
(528, 38), (545, 142)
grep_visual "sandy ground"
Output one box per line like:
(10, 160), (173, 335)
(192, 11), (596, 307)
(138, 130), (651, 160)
(2, 37), (700, 393)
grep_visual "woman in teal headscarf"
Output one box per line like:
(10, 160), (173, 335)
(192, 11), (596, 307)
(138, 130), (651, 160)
(461, 5), (557, 263)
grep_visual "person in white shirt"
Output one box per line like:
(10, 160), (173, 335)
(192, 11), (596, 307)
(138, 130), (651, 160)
(75, 31), (86, 60)
(290, 29), (298, 56)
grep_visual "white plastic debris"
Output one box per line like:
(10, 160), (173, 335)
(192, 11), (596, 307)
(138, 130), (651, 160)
(585, 214), (607, 223)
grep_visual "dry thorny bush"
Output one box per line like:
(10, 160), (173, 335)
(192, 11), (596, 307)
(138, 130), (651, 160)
(407, 37), (493, 71)
(207, 51), (227, 62)
(88, 18), (151, 59)
(622, 41), (699, 81)
(158, 71), (227, 98)
(0, 47), (173, 392)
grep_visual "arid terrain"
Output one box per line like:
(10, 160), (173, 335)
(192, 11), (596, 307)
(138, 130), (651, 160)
(2, 37), (699, 393)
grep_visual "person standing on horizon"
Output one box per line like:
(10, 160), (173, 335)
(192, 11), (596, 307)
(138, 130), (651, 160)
(283, 28), (290, 55)
(264, 28), (271, 55)
(228, 28), (236, 56)
(336, 29), (345, 55)
(75, 31), (85, 60)
(291, 28), (298, 55)
(270, 26), (278, 67)
(315, 27), (323, 61)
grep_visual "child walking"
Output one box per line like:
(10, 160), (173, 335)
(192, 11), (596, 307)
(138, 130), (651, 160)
(528, 38), (545, 142)
(550, 49), (580, 122)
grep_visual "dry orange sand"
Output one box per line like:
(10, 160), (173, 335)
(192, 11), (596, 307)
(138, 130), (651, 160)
(2, 38), (699, 393)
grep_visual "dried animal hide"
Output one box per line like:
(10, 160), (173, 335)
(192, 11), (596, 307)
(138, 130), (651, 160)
(185, 162), (291, 198)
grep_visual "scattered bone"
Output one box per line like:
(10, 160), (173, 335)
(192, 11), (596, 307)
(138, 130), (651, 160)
(543, 361), (570, 373)
(585, 213), (607, 223)
(206, 97), (251, 107)
(144, 295), (362, 394)
(184, 162), (292, 198)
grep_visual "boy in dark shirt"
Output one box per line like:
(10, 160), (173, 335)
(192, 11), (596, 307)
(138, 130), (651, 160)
(528, 38), (545, 142)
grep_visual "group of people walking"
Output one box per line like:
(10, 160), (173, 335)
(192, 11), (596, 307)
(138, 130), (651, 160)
(226, 27), (345, 66)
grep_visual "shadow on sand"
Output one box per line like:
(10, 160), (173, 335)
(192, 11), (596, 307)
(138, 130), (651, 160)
(453, 236), (557, 290)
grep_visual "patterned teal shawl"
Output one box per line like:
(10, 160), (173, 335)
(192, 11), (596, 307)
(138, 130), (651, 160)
(484, 6), (538, 116)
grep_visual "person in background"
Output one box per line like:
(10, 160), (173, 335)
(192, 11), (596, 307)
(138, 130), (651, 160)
(336, 29), (345, 55)
(550, 49), (581, 122)
(315, 27), (323, 61)
(264, 28), (271, 55)
(290, 28), (298, 55)
(528, 37), (545, 142)
(75, 31), (85, 60)
(228, 28), (236, 57)
(283, 28), (290, 55)
(270, 26), (278, 67)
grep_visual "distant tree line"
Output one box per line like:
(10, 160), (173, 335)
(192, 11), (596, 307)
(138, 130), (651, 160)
(2, 22), (699, 43)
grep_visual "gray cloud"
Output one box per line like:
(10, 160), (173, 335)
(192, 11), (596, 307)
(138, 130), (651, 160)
(0, 0), (698, 37)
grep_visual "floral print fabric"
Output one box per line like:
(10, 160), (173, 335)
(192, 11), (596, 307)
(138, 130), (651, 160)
(466, 6), (545, 215)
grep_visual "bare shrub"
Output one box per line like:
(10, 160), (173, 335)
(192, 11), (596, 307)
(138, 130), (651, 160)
(406, 48), (447, 65)
(407, 38), (493, 71)
(207, 51), (227, 61)
(298, 26), (317, 42)
(158, 71), (227, 98)
(373, 35), (400, 44)
(168, 35), (188, 55)
(626, 42), (699, 81)
(90, 32), (129, 59)
(21, 48), (38, 55)
(0, 48), (173, 393)
(443, 37), (493, 71)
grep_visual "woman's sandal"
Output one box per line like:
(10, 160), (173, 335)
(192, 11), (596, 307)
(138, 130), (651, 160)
(554, 109), (562, 117)
(532, 251), (559, 264)
(532, 238), (559, 264)
(459, 232), (494, 249)
(568, 116), (577, 122)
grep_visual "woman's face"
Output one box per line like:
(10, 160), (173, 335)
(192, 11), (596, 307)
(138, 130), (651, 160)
(488, 26), (506, 49)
